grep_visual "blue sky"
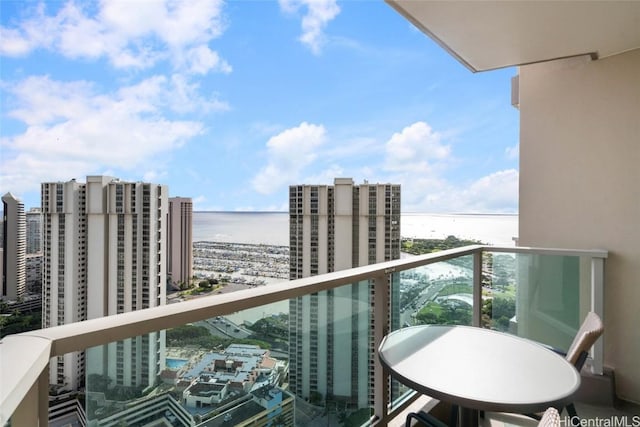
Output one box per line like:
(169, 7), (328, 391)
(0, 0), (519, 213)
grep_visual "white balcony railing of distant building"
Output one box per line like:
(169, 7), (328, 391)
(0, 245), (607, 426)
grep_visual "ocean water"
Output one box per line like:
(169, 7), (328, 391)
(199, 211), (519, 324)
(401, 213), (518, 246)
(193, 212), (290, 245)
(193, 212), (518, 247)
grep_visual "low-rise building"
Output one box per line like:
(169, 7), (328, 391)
(184, 378), (229, 408)
(203, 385), (295, 427)
(180, 344), (280, 409)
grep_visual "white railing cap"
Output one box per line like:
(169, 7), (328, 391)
(0, 334), (51, 424)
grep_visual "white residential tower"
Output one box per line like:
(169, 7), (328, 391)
(167, 197), (193, 288)
(2, 192), (26, 301)
(26, 207), (42, 254)
(288, 178), (400, 408)
(42, 176), (167, 392)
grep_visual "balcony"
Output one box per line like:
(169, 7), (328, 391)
(1, 244), (622, 426)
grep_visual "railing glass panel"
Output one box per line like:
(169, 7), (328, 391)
(387, 255), (475, 412)
(396, 255), (475, 329)
(288, 281), (374, 426)
(3, 246), (605, 426)
(482, 252), (591, 352)
(84, 282), (376, 427)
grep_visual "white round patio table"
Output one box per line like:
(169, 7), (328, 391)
(378, 325), (581, 426)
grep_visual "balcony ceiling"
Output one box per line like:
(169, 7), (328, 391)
(385, 0), (640, 72)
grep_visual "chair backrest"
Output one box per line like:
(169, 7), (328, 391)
(565, 311), (604, 368)
(538, 407), (561, 427)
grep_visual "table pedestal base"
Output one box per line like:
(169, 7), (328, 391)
(458, 407), (479, 427)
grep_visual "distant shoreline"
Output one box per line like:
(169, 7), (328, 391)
(194, 210), (286, 214)
(193, 211), (518, 247)
(193, 211), (518, 216)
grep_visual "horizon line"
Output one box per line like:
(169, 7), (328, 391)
(193, 210), (519, 216)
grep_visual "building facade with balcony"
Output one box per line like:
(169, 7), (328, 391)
(42, 176), (168, 392)
(168, 197), (193, 288)
(26, 207), (42, 254)
(25, 253), (42, 295)
(2, 192), (26, 302)
(288, 178), (401, 408)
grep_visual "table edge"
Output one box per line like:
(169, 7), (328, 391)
(378, 325), (582, 413)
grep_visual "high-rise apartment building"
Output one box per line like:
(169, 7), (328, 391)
(42, 176), (167, 392)
(2, 192), (26, 301)
(25, 254), (43, 294)
(167, 197), (193, 287)
(26, 207), (43, 254)
(288, 178), (401, 408)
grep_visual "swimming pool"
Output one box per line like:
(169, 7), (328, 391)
(166, 358), (188, 370)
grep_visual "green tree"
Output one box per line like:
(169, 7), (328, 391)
(443, 301), (472, 325)
(482, 297), (515, 330)
(309, 391), (323, 405)
(88, 373), (112, 392)
(415, 310), (439, 325)
(492, 297), (515, 320)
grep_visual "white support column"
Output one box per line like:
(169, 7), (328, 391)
(10, 383), (38, 426)
(372, 271), (391, 423)
(472, 250), (483, 327)
(591, 256), (605, 375)
(0, 334), (51, 426)
(11, 365), (49, 426)
(39, 365), (49, 426)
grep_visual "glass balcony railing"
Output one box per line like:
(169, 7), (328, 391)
(0, 245), (607, 427)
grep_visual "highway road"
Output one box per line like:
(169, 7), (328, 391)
(196, 317), (252, 340)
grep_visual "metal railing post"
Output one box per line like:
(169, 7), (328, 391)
(591, 256), (605, 375)
(472, 250), (483, 327)
(372, 271), (391, 423)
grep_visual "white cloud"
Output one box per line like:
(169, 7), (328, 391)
(193, 195), (207, 205)
(302, 164), (345, 185)
(142, 170), (168, 183)
(252, 122), (326, 194)
(56, 3), (113, 59)
(183, 45), (232, 75)
(0, 75), (204, 195)
(278, 0), (340, 54)
(0, 0), (229, 75)
(0, 27), (35, 56)
(381, 121), (517, 213)
(245, 119), (517, 213)
(459, 169), (519, 212)
(167, 74), (231, 114)
(385, 121), (451, 173)
(400, 169), (519, 213)
(505, 143), (519, 160)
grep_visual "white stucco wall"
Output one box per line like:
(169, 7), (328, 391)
(518, 48), (640, 403)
